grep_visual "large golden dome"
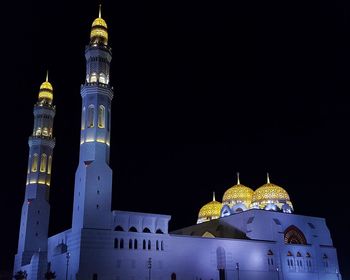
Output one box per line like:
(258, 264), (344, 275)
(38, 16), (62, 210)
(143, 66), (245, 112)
(90, 5), (108, 45)
(222, 174), (254, 207)
(251, 174), (293, 211)
(252, 183), (290, 202)
(38, 72), (53, 104)
(197, 193), (222, 224)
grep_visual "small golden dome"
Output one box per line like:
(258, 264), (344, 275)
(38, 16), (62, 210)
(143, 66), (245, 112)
(222, 173), (254, 206)
(38, 72), (53, 104)
(197, 193), (222, 223)
(90, 5), (108, 45)
(40, 81), (53, 91)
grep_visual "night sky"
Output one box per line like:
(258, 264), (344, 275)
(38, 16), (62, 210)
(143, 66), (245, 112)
(2, 0), (349, 277)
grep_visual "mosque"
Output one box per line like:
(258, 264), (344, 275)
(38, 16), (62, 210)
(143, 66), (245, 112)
(13, 7), (342, 280)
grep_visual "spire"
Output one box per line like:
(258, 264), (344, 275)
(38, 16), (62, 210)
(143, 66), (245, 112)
(213, 191), (216, 201)
(237, 172), (240, 185)
(46, 70), (49, 82)
(99, 4), (102, 18)
(267, 172), (270, 184)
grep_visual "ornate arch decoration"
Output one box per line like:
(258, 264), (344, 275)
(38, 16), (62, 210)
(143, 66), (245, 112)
(284, 225), (307, 245)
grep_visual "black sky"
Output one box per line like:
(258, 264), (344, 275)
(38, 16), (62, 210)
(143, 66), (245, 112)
(2, 0), (349, 277)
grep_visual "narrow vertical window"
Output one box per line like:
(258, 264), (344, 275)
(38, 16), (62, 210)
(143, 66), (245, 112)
(134, 239), (138, 249)
(161, 240), (164, 250)
(27, 156), (31, 174)
(129, 239), (133, 249)
(40, 154), (47, 172)
(82, 107), (86, 130)
(143, 240), (146, 250)
(114, 238), (118, 249)
(98, 105), (105, 128)
(120, 239), (124, 249)
(148, 240), (151, 250)
(47, 156), (52, 174)
(32, 154), (38, 172)
(88, 105), (94, 128)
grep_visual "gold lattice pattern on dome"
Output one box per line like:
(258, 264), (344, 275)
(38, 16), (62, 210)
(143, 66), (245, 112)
(40, 81), (53, 91)
(198, 201), (222, 219)
(252, 183), (290, 202)
(92, 18), (108, 29)
(222, 184), (254, 204)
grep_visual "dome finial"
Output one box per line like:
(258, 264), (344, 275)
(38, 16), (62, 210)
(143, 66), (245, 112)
(213, 191), (216, 201)
(99, 4), (102, 18)
(267, 172), (270, 184)
(46, 70), (49, 82)
(237, 172), (240, 185)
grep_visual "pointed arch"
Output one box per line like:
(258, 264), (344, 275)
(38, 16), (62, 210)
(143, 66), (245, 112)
(32, 154), (38, 172)
(88, 105), (95, 128)
(47, 156), (52, 174)
(114, 225), (124, 231)
(98, 105), (105, 128)
(81, 107), (86, 130)
(40, 153), (47, 172)
(143, 227), (151, 233)
(129, 226), (137, 232)
(284, 225), (307, 245)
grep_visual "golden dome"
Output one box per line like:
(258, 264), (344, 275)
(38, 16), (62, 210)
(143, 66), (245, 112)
(90, 5), (108, 45)
(197, 193), (222, 223)
(38, 72), (53, 104)
(251, 174), (293, 211)
(252, 183), (290, 202)
(222, 173), (254, 206)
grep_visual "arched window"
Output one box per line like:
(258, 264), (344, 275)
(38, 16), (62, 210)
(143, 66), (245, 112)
(47, 156), (52, 174)
(120, 239), (124, 249)
(161, 240), (164, 251)
(148, 240), (151, 250)
(156, 229), (164, 234)
(88, 105), (94, 128)
(129, 226), (137, 232)
(40, 154), (47, 172)
(284, 225), (307, 245)
(42, 127), (49, 136)
(134, 239), (138, 249)
(143, 240), (146, 250)
(171, 273), (176, 280)
(156, 240), (159, 250)
(267, 250), (274, 256)
(114, 225), (124, 231)
(99, 73), (106, 84)
(114, 238), (118, 249)
(81, 107), (86, 130)
(143, 227), (151, 233)
(32, 154), (38, 172)
(90, 73), (97, 83)
(98, 105), (105, 128)
(129, 239), (133, 249)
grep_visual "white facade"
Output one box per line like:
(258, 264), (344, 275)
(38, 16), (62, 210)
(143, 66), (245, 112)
(14, 9), (342, 280)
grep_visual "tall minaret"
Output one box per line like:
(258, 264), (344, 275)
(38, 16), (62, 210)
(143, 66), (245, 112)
(14, 73), (56, 275)
(72, 6), (113, 231)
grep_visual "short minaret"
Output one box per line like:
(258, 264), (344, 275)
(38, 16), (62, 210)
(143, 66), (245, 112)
(72, 6), (114, 230)
(14, 73), (56, 275)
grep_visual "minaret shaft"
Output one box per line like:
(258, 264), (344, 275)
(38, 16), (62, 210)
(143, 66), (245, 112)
(72, 13), (113, 231)
(14, 77), (56, 274)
